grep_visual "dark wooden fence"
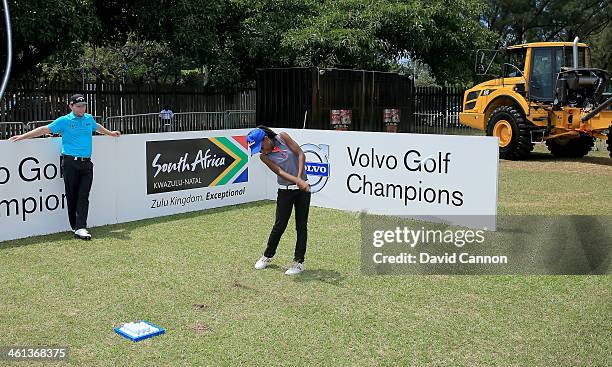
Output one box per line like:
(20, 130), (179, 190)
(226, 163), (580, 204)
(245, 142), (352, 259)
(1, 75), (481, 139)
(0, 81), (256, 123)
(257, 67), (414, 132)
(257, 67), (475, 134)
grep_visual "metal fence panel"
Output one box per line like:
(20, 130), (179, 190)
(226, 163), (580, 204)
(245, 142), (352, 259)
(0, 122), (25, 140)
(226, 110), (257, 129)
(412, 86), (474, 135)
(104, 111), (256, 135)
(1, 112), (240, 139)
(1, 117), (106, 139)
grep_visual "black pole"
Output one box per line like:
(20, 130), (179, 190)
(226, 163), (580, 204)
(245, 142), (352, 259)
(581, 96), (612, 123)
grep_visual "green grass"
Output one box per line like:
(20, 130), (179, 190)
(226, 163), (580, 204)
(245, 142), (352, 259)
(498, 145), (611, 214)
(0, 150), (611, 366)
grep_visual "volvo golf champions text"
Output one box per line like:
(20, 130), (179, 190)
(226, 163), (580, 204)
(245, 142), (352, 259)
(346, 147), (464, 207)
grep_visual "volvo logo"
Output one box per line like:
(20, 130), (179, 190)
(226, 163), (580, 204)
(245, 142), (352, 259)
(301, 143), (330, 194)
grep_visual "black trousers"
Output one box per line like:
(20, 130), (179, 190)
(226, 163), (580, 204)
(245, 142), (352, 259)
(264, 189), (311, 263)
(61, 157), (94, 230)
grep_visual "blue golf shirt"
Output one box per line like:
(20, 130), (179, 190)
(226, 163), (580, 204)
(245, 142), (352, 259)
(48, 112), (98, 157)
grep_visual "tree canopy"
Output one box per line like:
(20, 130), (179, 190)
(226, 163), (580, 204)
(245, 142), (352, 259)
(1, 0), (610, 87)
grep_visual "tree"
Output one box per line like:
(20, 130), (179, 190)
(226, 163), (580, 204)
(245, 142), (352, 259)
(281, 0), (495, 84)
(1, 0), (99, 78)
(133, 0), (229, 84)
(222, 0), (320, 87)
(482, 0), (611, 46)
(589, 25), (612, 70)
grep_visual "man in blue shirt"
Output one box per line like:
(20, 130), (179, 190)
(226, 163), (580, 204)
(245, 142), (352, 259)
(9, 94), (120, 240)
(159, 105), (175, 132)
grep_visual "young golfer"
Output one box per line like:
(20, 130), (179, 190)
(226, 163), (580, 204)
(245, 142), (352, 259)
(247, 126), (310, 275)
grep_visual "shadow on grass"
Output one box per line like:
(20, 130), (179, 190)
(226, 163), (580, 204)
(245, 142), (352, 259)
(293, 269), (345, 287)
(0, 200), (273, 251)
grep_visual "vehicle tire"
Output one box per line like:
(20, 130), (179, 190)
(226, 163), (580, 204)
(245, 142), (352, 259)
(546, 134), (594, 158)
(486, 106), (534, 160)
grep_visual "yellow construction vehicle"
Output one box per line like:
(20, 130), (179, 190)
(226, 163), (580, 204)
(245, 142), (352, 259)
(459, 38), (612, 160)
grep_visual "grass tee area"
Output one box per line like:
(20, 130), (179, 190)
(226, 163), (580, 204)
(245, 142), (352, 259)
(1, 147), (610, 366)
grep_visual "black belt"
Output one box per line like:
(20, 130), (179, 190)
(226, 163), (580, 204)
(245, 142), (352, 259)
(62, 155), (91, 161)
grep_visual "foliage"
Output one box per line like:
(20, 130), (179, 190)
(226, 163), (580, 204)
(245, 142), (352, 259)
(1, 0), (99, 77)
(589, 26), (612, 70)
(482, 0), (611, 46)
(1, 0), (610, 88)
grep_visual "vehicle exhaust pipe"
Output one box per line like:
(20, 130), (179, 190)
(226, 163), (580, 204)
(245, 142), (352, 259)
(573, 36), (579, 69)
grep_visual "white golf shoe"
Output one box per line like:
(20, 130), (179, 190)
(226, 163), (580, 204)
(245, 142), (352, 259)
(285, 262), (304, 275)
(74, 228), (92, 240)
(255, 256), (272, 270)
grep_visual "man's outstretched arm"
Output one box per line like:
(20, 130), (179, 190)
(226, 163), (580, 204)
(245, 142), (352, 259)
(8, 126), (52, 142)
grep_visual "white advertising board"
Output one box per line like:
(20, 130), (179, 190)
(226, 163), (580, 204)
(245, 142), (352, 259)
(274, 129), (499, 229)
(0, 129), (267, 242)
(0, 128), (498, 242)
